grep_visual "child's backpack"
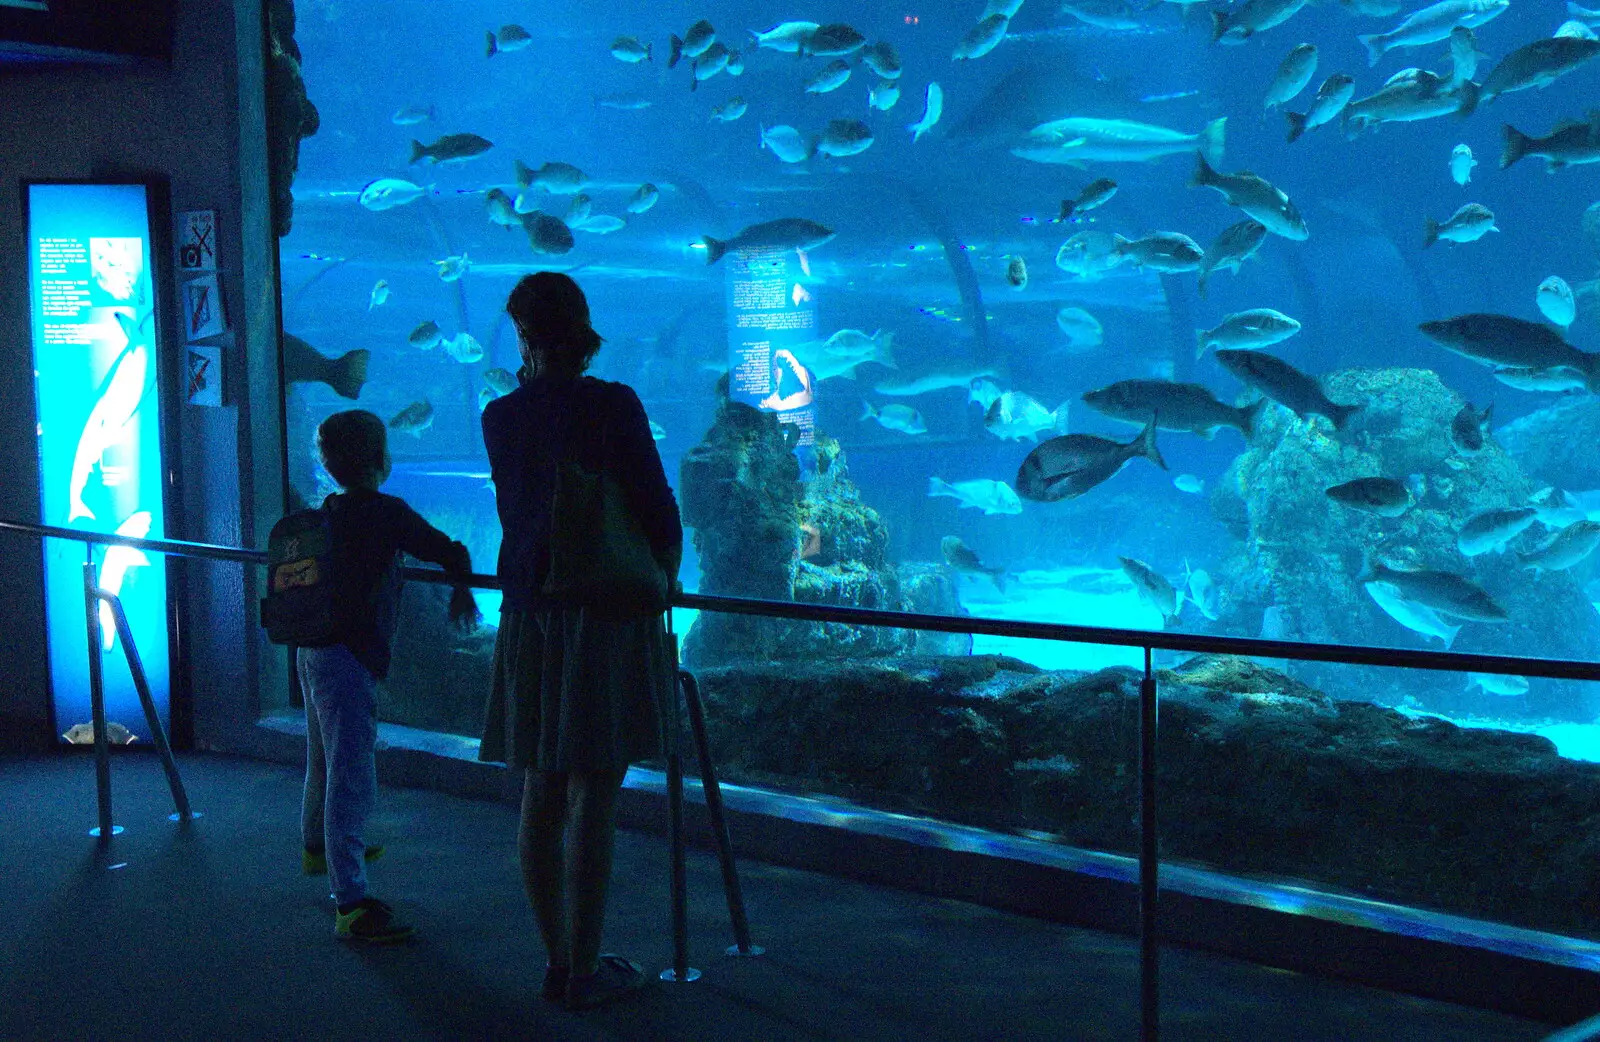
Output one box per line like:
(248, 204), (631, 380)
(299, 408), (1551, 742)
(260, 506), (340, 646)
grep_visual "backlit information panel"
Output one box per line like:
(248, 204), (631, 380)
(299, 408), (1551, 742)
(27, 182), (170, 740)
(724, 246), (817, 450)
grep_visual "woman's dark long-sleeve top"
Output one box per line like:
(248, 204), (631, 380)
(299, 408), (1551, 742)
(482, 374), (682, 613)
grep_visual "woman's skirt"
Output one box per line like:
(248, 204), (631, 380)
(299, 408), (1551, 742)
(479, 606), (672, 772)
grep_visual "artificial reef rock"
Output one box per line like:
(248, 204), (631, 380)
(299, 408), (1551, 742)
(1210, 367), (1600, 718)
(690, 653), (1600, 938)
(679, 383), (962, 667)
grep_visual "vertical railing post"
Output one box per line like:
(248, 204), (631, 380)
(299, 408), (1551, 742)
(679, 669), (762, 958)
(1140, 644), (1160, 1042)
(660, 615), (700, 983)
(103, 592), (194, 821)
(83, 553), (115, 840)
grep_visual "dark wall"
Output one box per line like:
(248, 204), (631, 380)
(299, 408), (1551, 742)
(0, 0), (175, 64)
(0, 0), (284, 752)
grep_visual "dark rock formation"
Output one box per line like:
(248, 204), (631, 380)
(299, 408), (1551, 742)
(267, 1), (319, 239)
(680, 384), (959, 666)
(1212, 367), (1600, 718)
(690, 653), (1600, 937)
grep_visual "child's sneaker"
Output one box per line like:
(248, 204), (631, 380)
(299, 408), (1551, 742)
(303, 844), (385, 876)
(541, 964), (570, 1002)
(565, 954), (650, 1010)
(334, 897), (414, 944)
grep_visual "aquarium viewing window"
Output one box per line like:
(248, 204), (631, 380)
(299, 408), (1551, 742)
(24, 181), (172, 741)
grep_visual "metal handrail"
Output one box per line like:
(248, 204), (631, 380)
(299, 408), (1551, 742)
(9, 513), (1598, 1040)
(5, 517), (1590, 682)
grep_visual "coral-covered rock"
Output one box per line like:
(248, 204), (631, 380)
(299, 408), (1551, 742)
(1214, 367), (1599, 718)
(267, 1), (320, 238)
(692, 653), (1600, 937)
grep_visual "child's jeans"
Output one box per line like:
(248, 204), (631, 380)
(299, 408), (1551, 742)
(299, 644), (378, 907)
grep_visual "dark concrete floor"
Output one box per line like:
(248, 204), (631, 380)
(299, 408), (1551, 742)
(0, 750), (1554, 1041)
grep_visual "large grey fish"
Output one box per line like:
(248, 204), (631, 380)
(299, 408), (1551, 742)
(1113, 232), (1204, 272)
(1341, 70), (1480, 134)
(1501, 117), (1600, 171)
(1015, 418), (1166, 502)
(1447, 25), (1482, 85)
(1196, 308), (1300, 358)
(1215, 349), (1358, 429)
(485, 24), (532, 57)
(516, 159), (588, 194)
(389, 400), (435, 437)
(1192, 155), (1308, 240)
(1450, 401), (1493, 454)
(702, 218), (835, 264)
(1520, 520), (1600, 574)
(1358, 0), (1509, 66)
(1491, 364), (1588, 392)
(409, 133), (493, 165)
(1480, 37), (1600, 101)
(1081, 379), (1264, 439)
(1326, 476), (1411, 516)
(1120, 557), (1181, 624)
(802, 22), (867, 57)
(1197, 220), (1267, 296)
(1359, 557), (1508, 622)
(1424, 203), (1496, 247)
(954, 14), (1010, 60)
(749, 21), (820, 53)
(690, 42), (731, 90)
(814, 118), (874, 157)
(1285, 73), (1355, 143)
(804, 58), (851, 94)
(943, 536), (1008, 589)
(485, 187), (520, 227)
(521, 211), (574, 255)
(1056, 178), (1118, 222)
(1212, 0), (1311, 44)
(1364, 580), (1462, 646)
(1418, 314), (1598, 388)
(1264, 44), (1318, 108)
(670, 20), (716, 67)
(862, 40), (902, 78)
(1457, 506), (1537, 556)
(1014, 116), (1227, 165)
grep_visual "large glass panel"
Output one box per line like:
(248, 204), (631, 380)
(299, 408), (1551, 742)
(272, 0), (1600, 934)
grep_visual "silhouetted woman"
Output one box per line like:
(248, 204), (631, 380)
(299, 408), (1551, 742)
(479, 271), (681, 1011)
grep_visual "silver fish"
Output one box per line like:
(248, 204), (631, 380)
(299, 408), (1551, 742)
(805, 59), (852, 94)
(1341, 70), (1480, 135)
(862, 40), (902, 78)
(1120, 557), (1181, 623)
(1458, 506), (1537, 556)
(485, 24), (532, 57)
(1502, 117), (1600, 171)
(1359, 557), (1508, 622)
(1358, 0), (1509, 66)
(702, 218), (835, 265)
(1264, 44), (1318, 109)
(1214, 349), (1357, 429)
(907, 82), (943, 143)
(409, 133), (493, 165)
(610, 36), (652, 63)
(943, 536), (1008, 589)
(628, 183), (661, 213)
(814, 118), (874, 157)
(1212, 0), (1311, 44)
(953, 14), (1009, 61)
(1418, 314), (1596, 387)
(483, 367), (518, 396)
(1520, 520), (1600, 574)
(407, 320), (443, 351)
(1015, 418), (1166, 502)
(1423, 203), (1496, 248)
(928, 477), (1023, 515)
(1196, 308), (1300, 358)
(1449, 401), (1492, 454)
(367, 280), (389, 310)
(1492, 364), (1588, 392)
(861, 401), (927, 434)
(1326, 476), (1411, 516)
(1480, 37), (1600, 102)
(359, 178), (427, 211)
(1364, 580), (1462, 646)
(389, 400), (435, 437)
(1197, 220), (1268, 296)
(1113, 232), (1203, 273)
(1082, 379), (1263, 439)
(516, 159), (587, 194)
(1285, 73), (1355, 143)
(1192, 155), (1307, 240)
(1056, 178), (1117, 222)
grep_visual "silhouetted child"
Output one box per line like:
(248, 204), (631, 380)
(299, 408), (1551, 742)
(300, 409), (478, 943)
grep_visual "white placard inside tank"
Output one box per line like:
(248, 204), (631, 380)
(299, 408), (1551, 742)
(725, 244), (817, 446)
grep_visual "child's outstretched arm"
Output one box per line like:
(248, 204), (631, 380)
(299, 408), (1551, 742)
(396, 505), (482, 632)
